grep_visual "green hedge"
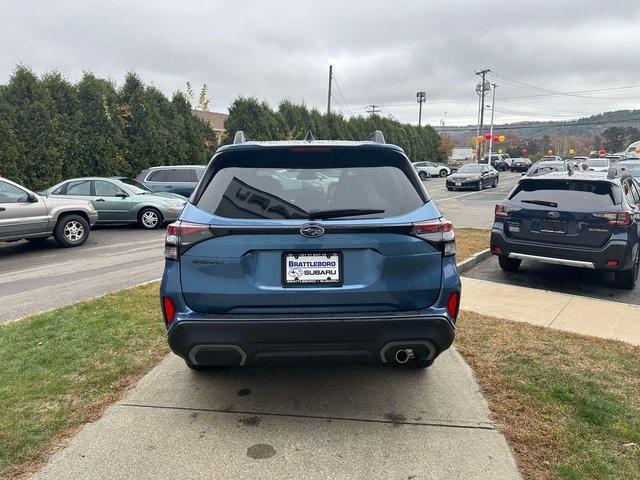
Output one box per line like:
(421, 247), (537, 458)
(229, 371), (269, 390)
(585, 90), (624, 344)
(224, 98), (444, 162)
(0, 67), (217, 190)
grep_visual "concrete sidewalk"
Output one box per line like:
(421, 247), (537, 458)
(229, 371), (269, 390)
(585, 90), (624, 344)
(31, 350), (521, 480)
(462, 277), (640, 346)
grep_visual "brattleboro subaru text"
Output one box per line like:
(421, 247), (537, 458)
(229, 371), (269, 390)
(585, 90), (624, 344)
(160, 131), (461, 370)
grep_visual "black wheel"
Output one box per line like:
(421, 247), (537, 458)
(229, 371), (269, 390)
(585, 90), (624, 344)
(614, 250), (639, 289)
(446, 186), (453, 191)
(439, 169), (448, 177)
(138, 207), (163, 230)
(53, 214), (90, 248)
(418, 171), (428, 181)
(493, 177), (498, 188)
(476, 179), (483, 191)
(412, 358), (435, 369)
(498, 255), (521, 272)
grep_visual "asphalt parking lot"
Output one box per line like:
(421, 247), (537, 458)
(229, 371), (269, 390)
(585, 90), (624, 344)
(0, 227), (165, 323)
(423, 171), (523, 228)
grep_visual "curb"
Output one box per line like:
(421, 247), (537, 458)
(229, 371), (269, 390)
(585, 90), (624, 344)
(456, 248), (491, 274)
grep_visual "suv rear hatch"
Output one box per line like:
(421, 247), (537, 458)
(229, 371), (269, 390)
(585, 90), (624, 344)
(172, 145), (449, 314)
(499, 177), (623, 248)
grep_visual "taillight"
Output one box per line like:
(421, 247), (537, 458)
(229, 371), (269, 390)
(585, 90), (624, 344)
(495, 203), (521, 218)
(165, 221), (214, 260)
(411, 219), (456, 256)
(162, 296), (176, 326)
(592, 212), (632, 226)
(447, 291), (460, 320)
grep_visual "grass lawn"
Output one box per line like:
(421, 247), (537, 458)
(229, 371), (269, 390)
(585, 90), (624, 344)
(0, 283), (167, 479)
(456, 311), (640, 480)
(455, 227), (490, 261)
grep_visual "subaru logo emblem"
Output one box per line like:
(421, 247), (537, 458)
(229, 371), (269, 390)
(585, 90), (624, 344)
(300, 224), (325, 238)
(547, 211), (560, 219)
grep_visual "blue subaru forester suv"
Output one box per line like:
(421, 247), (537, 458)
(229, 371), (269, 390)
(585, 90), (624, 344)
(160, 131), (461, 369)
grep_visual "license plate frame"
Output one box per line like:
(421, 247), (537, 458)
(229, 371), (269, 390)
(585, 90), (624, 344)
(282, 251), (343, 287)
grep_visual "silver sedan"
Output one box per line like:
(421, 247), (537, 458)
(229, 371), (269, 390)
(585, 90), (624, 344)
(41, 177), (187, 229)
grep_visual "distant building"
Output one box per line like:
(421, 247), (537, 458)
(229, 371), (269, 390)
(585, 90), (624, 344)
(450, 148), (474, 161)
(192, 110), (228, 133)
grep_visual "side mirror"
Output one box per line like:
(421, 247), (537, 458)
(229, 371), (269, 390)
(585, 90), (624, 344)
(115, 192), (129, 198)
(27, 192), (38, 202)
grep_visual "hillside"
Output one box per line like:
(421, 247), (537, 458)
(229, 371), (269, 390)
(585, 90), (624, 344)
(441, 109), (640, 143)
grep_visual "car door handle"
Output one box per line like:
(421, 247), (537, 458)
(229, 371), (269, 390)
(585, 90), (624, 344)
(95, 198), (106, 202)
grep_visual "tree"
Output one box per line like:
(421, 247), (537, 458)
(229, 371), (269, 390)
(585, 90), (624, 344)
(438, 135), (455, 160)
(601, 126), (626, 152)
(198, 84), (209, 111)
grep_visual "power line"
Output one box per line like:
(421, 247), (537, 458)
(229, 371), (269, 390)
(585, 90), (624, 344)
(332, 73), (353, 116)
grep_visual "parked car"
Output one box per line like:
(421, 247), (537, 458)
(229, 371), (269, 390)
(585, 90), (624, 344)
(136, 165), (206, 197)
(510, 158), (532, 172)
(41, 177), (187, 229)
(604, 154), (624, 164)
(412, 161), (451, 180)
(539, 155), (563, 162)
(624, 140), (640, 159)
(491, 171), (640, 289)
(0, 177), (97, 247)
(480, 154), (511, 171)
(160, 131), (461, 370)
(525, 160), (567, 176)
(446, 163), (499, 190)
(583, 157), (610, 173)
(612, 161), (640, 181)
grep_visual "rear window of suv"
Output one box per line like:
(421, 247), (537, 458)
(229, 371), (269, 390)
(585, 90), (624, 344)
(509, 179), (622, 209)
(196, 150), (425, 220)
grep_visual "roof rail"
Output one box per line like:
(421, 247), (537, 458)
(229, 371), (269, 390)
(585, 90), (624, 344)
(370, 130), (386, 144)
(233, 131), (248, 144)
(304, 130), (315, 142)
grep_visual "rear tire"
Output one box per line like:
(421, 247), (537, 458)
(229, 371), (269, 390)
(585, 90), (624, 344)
(493, 178), (498, 188)
(614, 250), (639, 289)
(476, 179), (483, 191)
(138, 207), (163, 230)
(53, 214), (90, 248)
(498, 255), (521, 272)
(419, 171), (428, 181)
(439, 169), (448, 177)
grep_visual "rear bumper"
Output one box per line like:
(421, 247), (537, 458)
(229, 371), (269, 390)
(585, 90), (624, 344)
(491, 225), (637, 271)
(167, 312), (455, 367)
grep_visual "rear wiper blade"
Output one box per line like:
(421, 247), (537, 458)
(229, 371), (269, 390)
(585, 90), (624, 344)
(521, 199), (558, 207)
(307, 208), (385, 220)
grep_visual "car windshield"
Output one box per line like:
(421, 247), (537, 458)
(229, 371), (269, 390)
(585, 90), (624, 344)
(585, 159), (608, 167)
(458, 164), (483, 173)
(196, 152), (425, 220)
(117, 177), (152, 193)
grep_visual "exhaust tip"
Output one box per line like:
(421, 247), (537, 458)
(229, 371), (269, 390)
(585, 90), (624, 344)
(394, 348), (414, 364)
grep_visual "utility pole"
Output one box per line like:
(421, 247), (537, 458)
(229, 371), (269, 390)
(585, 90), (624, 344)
(366, 105), (381, 116)
(475, 68), (490, 161)
(487, 83), (497, 163)
(327, 65), (333, 115)
(416, 91), (426, 126)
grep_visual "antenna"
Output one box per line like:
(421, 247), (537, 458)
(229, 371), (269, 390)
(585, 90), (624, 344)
(233, 131), (248, 144)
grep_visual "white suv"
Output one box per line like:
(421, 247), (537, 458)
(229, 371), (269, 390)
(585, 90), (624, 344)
(413, 162), (451, 180)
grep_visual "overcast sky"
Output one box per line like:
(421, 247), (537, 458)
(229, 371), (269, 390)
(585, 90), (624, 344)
(2, 0), (640, 127)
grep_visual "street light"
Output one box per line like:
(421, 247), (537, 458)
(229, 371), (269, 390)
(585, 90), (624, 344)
(416, 91), (426, 127)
